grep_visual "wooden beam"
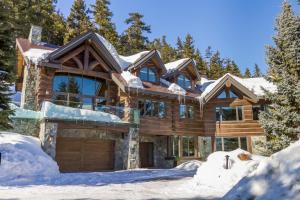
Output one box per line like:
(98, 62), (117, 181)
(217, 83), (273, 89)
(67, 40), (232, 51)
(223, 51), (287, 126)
(72, 56), (83, 69)
(58, 45), (85, 63)
(88, 46), (110, 72)
(84, 44), (89, 70)
(89, 60), (100, 70)
(56, 65), (111, 80)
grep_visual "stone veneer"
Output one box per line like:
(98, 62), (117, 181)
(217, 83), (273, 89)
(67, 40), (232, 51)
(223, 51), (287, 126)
(9, 118), (40, 137)
(21, 65), (39, 110)
(39, 122), (58, 159)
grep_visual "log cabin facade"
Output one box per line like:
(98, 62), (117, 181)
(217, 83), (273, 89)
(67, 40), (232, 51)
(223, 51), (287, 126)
(13, 26), (275, 172)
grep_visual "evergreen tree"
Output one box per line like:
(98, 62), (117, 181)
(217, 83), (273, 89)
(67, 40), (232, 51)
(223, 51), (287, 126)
(253, 64), (262, 77)
(176, 37), (184, 58)
(121, 12), (151, 55)
(64, 0), (94, 44)
(0, 0), (14, 129)
(224, 59), (241, 76)
(259, 2), (300, 153)
(194, 49), (208, 76)
(182, 33), (195, 58)
(49, 11), (66, 45)
(208, 51), (224, 79)
(244, 67), (252, 78)
(91, 0), (119, 49)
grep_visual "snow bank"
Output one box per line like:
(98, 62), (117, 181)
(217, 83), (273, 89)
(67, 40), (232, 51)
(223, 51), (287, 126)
(41, 101), (123, 123)
(9, 103), (41, 119)
(0, 132), (59, 183)
(194, 149), (265, 194)
(176, 160), (202, 171)
(165, 58), (189, 73)
(223, 140), (300, 200)
(168, 83), (186, 95)
(23, 48), (54, 65)
(121, 71), (144, 89)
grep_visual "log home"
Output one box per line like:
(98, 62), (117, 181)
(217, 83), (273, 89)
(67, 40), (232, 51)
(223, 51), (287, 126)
(13, 26), (276, 172)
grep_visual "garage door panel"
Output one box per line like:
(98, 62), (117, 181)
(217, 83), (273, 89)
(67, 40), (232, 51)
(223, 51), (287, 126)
(56, 137), (115, 172)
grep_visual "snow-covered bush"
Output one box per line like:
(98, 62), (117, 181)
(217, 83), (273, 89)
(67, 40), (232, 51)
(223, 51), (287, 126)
(0, 132), (59, 183)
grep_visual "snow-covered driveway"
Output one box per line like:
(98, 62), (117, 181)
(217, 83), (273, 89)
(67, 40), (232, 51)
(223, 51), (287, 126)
(0, 169), (215, 200)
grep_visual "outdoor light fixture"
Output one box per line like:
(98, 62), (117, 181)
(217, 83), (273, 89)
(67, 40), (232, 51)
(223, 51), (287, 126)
(225, 155), (230, 169)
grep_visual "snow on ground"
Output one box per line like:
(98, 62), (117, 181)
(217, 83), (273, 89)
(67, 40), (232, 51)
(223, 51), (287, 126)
(0, 132), (59, 184)
(223, 140), (300, 200)
(121, 71), (144, 89)
(193, 149), (265, 197)
(176, 160), (202, 171)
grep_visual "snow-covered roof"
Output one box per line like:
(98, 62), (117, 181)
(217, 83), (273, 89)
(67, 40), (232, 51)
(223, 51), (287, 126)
(197, 73), (276, 100)
(23, 48), (55, 65)
(121, 71), (144, 89)
(168, 83), (186, 95)
(119, 51), (150, 70)
(165, 58), (189, 73)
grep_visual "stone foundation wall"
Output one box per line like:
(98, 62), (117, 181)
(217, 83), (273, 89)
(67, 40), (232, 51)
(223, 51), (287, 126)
(39, 122), (58, 159)
(9, 118), (40, 137)
(140, 135), (174, 169)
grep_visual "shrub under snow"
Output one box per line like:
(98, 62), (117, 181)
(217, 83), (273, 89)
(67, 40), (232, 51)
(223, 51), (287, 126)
(193, 149), (265, 194)
(0, 132), (59, 183)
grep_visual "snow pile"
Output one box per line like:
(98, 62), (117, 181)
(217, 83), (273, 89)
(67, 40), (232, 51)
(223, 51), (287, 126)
(194, 149), (265, 194)
(119, 51), (150, 69)
(223, 140), (300, 200)
(232, 76), (277, 96)
(176, 160), (202, 171)
(0, 132), (59, 183)
(41, 101), (123, 123)
(9, 103), (41, 119)
(165, 58), (189, 73)
(121, 71), (144, 89)
(168, 83), (186, 95)
(23, 48), (54, 65)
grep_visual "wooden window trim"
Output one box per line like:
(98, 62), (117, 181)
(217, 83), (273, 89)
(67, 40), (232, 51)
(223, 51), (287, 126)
(138, 66), (158, 83)
(215, 106), (244, 123)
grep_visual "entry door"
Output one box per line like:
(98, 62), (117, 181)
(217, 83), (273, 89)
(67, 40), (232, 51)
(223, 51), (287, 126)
(139, 142), (154, 168)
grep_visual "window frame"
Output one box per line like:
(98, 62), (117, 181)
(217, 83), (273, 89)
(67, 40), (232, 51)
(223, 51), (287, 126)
(182, 136), (195, 157)
(138, 99), (166, 118)
(179, 104), (194, 119)
(217, 88), (239, 99)
(139, 67), (157, 83)
(177, 74), (192, 89)
(215, 136), (248, 151)
(215, 106), (244, 122)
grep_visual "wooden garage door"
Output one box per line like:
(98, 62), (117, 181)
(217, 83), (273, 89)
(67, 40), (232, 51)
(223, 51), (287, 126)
(56, 137), (115, 172)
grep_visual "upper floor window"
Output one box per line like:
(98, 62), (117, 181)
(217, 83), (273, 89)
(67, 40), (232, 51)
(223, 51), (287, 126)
(252, 105), (265, 120)
(177, 74), (191, 89)
(138, 99), (165, 118)
(217, 88), (238, 99)
(179, 105), (194, 119)
(216, 106), (243, 121)
(139, 67), (156, 82)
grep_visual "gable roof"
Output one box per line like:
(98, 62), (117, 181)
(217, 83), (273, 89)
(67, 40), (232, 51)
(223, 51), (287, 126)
(124, 50), (167, 73)
(163, 58), (201, 80)
(46, 32), (122, 73)
(197, 73), (276, 103)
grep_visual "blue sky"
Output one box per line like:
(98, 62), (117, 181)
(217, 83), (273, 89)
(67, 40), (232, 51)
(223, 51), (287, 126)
(56, 0), (300, 74)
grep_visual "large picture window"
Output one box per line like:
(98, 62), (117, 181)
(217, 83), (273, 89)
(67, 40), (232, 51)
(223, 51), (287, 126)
(139, 67), (157, 82)
(182, 136), (195, 157)
(177, 74), (191, 89)
(215, 137), (248, 151)
(52, 73), (105, 110)
(138, 99), (165, 118)
(216, 106), (243, 121)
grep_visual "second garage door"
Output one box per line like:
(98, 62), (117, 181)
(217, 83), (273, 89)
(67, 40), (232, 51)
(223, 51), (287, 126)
(56, 137), (115, 172)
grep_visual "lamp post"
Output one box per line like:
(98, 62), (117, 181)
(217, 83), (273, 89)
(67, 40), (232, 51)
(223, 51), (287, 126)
(225, 155), (230, 169)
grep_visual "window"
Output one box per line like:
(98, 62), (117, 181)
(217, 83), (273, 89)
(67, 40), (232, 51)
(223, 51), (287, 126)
(177, 74), (191, 89)
(182, 136), (195, 157)
(139, 67), (157, 82)
(138, 100), (165, 118)
(180, 105), (194, 119)
(52, 74), (105, 109)
(216, 106), (243, 121)
(215, 137), (248, 151)
(252, 105), (265, 120)
(217, 88), (238, 99)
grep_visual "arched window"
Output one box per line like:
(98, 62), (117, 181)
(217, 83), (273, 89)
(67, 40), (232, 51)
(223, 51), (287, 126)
(177, 74), (191, 89)
(139, 67), (157, 82)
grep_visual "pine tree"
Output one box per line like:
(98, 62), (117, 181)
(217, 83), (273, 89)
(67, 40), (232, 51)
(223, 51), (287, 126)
(259, 2), (300, 153)
(91, 0), (119, 49)
(253, 64), (262, 77)
(208, 51), (224, 79)
(224, 59), (241, 77)
(49, 11), (66, 45)
(244, 67), (251, 78)
(0, 0), (15, 129)
(194, 49), (208, 76)
(64, 0), (94, 44)
(176, 37), (184, 58)
(121, 12), (151, 55)
(182, 33), (195, 58)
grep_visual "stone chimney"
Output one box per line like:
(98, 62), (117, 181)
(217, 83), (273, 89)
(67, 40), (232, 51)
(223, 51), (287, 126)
(28, 25), (42, 44)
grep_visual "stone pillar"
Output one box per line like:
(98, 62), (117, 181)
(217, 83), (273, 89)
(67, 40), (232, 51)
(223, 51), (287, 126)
(124, 126), (140, 169)
(21, 65), (38, 110)
(39, 121), (58, 159)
